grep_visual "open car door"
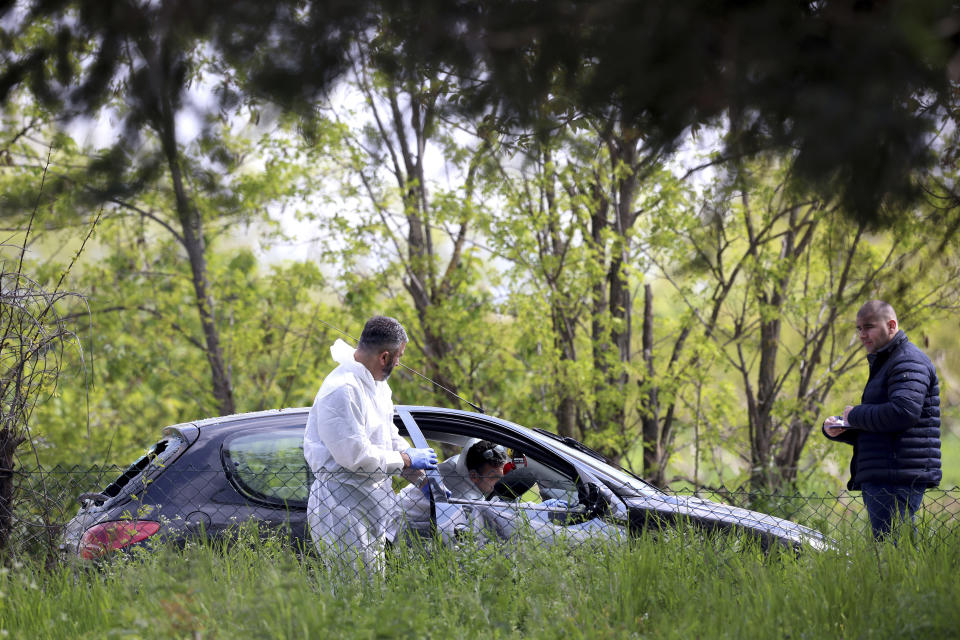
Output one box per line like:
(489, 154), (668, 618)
(394, 408), (628, 547)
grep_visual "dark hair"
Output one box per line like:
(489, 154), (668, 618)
(357, 316), (407, 353)
(464, 440), (509, 473)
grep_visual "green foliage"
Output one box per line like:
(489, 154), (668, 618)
(0, 48), (343, 465)
(638, 153), (960, 488)
(27, 242), (347, 466)
(3, 15), (960, 494)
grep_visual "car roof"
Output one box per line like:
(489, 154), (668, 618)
(191, 407), (309, 428)
(177, 405), (496, 435)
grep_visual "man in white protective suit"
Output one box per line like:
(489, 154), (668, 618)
(303, 316), (438, 574)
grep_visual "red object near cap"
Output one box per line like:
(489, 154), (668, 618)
(503, 455), (527, 474)
(79, 520), (161, 559)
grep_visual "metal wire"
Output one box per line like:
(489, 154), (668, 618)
(4, 465), (959, 560)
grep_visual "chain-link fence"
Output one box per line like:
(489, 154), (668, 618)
(3, 464), (959, 563)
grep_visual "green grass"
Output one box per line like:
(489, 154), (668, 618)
(2, 524), (960, 640)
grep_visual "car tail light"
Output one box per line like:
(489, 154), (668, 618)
(79, 520), (161, 559)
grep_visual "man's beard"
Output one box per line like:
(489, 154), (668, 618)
(382, 359), (396, 380)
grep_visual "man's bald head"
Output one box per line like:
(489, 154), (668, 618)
(855, 300), (899, 354)
(857, 300), (897, 324)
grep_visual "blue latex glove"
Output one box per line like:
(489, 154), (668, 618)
(405, 447), (438, 470)
(542, 498), (569, 509)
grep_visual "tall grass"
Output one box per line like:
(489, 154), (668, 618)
(2, 525), (958, 639)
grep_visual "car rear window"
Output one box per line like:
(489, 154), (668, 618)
(98, 432), (188, 503)
(222, 432), (310, 507)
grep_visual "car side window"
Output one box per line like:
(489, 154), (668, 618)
(222, 431), (311, 507)
(426, 438), (579, 507)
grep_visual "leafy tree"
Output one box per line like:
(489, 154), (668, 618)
(0, 46), (338, 464)
(0, 201), (92, 548)
(373, 0), (959, 227)
(5, 1), (959, 229)
(298, 24), (502, 410)
(485, 104), (687, 464)
(484, 128), (599, 439)
(4, 69), (320, 420)
(0, 0), (384, 417)
(641, 154), (960, 489)
(26, 237), (347, 467)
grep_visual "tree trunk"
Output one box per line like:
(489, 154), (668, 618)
(590, 190), (612, 434)
(773, 416), (810, 486)
(749, 224), (795, 489)
(605, 251), (629, 435)
(640, 284), (661, 481)
(749, 310), (781, 488)
(597, 127), (639, 458)
(403, 201), (463, 406)
(553, 307), (579, 439)
(157, 104), (235, 416)
(0, 428), (24, 552)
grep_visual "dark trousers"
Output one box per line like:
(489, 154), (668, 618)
(861, 481), (925, 541)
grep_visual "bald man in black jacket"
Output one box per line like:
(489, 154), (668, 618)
(823, 300), (941, 540)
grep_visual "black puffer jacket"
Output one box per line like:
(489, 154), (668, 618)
(826, 331), (941, 490)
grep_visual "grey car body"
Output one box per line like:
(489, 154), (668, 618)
(61, 405), (834, 558)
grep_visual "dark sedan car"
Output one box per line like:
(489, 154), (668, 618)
(61, 406), (834, 559)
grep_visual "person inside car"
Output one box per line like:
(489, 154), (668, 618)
(396, 439), (509, 531)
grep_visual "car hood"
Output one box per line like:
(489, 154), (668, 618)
(623, 492), (836, 551)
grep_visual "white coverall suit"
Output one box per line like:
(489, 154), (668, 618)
(396, 439), (483, 532)
(303, 339), (410, 572)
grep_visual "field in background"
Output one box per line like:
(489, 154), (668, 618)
(3, 525), (958, 639)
